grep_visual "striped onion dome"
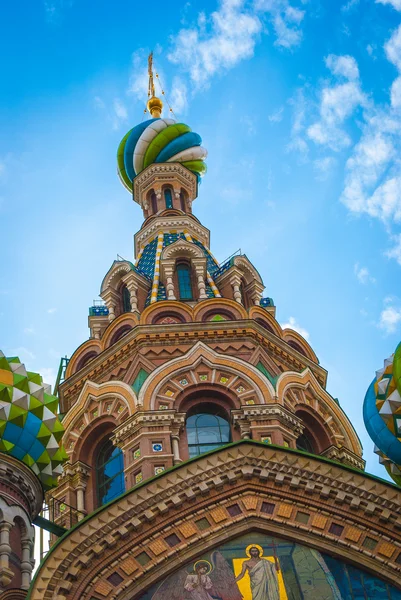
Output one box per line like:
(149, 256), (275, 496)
(117, 118), (207, 193)
(363, 342), (401, 486)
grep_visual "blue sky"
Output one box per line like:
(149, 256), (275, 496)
(1, 0), (401, 481)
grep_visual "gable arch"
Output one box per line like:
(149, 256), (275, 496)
(277, 369), (362, 456)
(282, 328), (318, 363)
(138, 341), (276, 410)
(249, 306), (282, 337)
(161, 238), (204, 261)
(66, 340), (102, 378)
(62, 380), (138, 462)
(233, 255), (264, 285)
(193, 298), (247, 322)
(102, 312), (139, 348)
(100, 261), (133, 295)
(140, 300), (193, 325)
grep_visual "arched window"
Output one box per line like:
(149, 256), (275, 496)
(180, 190), (186, 212)
(96, 439), (125, 506)
(186, 411), (231, 458)
(296, 431), (316, 453)
(151, 192), (158, 215)
(177, 263), (193, 300)
(122, 286), (131, 313)
(164, 188), (173, 209)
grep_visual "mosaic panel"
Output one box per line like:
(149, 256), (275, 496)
(138, 532), (401, 600)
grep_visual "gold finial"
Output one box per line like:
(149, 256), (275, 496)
(147, 52), (163, 118)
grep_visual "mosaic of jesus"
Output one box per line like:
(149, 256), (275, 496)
(139, 532), (401, 600)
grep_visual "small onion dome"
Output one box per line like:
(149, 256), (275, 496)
(117, 118), (207, 193)
(363, 342), (401, 485)
(0, 351), (68, 491)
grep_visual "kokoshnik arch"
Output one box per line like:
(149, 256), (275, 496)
(1, 53), (401, 599)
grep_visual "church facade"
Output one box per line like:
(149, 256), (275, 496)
(2, 59), (401, 599)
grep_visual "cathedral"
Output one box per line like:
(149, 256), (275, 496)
(1, 56), (401, 599)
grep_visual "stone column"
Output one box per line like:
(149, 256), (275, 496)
(21, 539), (33, 590)
(230, 275), (242, 304)
(165, 268), (176, 300)
(193, 259), (207, 300)
(127, 282), (138, 313)
(171, 436), (182, 464)
(161, 260), (176, 301)
(0, 522), (13, 588)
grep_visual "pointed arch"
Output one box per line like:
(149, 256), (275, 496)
(66, 340), (102, 378)
(276, 369), (362, 456)
(193, 298), (247, 322)
(102, 312), (139, 348)
(62, 380), (138, 462)
(249, 306), (283, 338)
(138, 341), (276, 410)
(282, 328), (318, 363)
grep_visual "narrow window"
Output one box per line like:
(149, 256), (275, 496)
(177, 263), (193, 300)
(122, 286), (131, 313)
(96, 439), (125, 506)
(180, 192), (186, 212)
(151, 192), (157, 215)
(164, 188), (173, 209)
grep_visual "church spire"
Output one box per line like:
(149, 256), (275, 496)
(146, 52), (163, 118)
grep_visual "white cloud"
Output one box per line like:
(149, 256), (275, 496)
(313, 156), (336, 179)
(168, 0), (262, 87)
(325, 54), (359, 80)
(268, 106), (284, 122)
(287, 88), (309, 154)
(386, 234), (401, 265)
(241, 114), (256, 134)
(128, 50), (149, 102)
(94, 96), (128, 130)
(379, 304), (401, 334)
(170, 77), (188, 115)
(168, 0), (306, 88)
(39, 367), (57, 391)
(23, 327), (36, 335)
(307, 55), (365, 151)
(44, 0), (72, 23)
(342, 0), (360, 11)
(47, 307), (57, 314)
(376, 0), (401, 10)
(113, 99), (128, 127)
(0, 162), (5, 180)
(7, 347), (35, 363)
(354, 263), (376, 284)
(280, 316), (310, 340)
(385, 24), (401, 71)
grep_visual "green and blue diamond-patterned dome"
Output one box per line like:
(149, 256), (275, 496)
(117, 117), (207, 193)
(363, 342), (401, 486)
(0, 352), (68, 490)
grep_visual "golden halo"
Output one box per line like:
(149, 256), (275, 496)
(194, 560), (213, 574)
(245, 544), (264, 558)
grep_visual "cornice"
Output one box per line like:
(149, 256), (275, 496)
(60, 319), (327, 409)
(0, 455), (43, 520)
(134, 214), (210, 257)
(232, 404), (304, 434)
(112, 411), (186, 445)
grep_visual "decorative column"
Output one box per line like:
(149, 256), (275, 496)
(72, 462), (90, 521)
(161, 259), (176, 301)
(20, 539), (33, 590)
(127, 281), (139, 314)
(102, 290), (120, 322)
(230, 275), (242, 304)
(171, 437), (182, 464)
(193, 258), (207, 300)
(0, 522), (13, 588)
